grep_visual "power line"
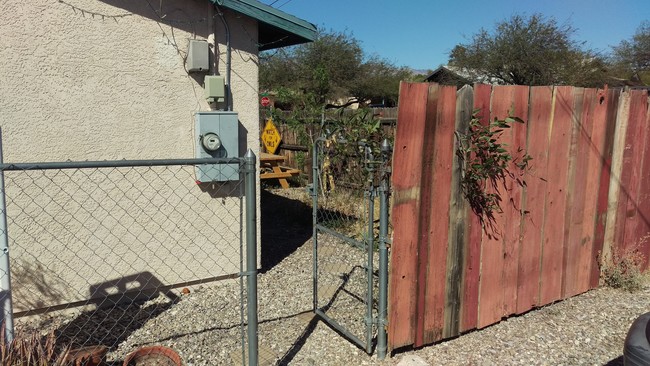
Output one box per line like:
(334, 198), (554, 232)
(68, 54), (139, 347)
(276, 0), (293, 9)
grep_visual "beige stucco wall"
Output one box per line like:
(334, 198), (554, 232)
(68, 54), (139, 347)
(0, 0), (260, 312)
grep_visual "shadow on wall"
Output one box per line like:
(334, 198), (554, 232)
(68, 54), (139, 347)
(55, 271), (178, 349)
(67, 0), (259, 55)
(11, 260), (69, 312)
(59, 0), (209, 37)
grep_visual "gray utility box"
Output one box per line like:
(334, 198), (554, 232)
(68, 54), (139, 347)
(187, 40), (209, 72)
(194, 111), (239, 182)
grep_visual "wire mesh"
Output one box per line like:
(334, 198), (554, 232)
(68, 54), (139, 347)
(314, 138), (381, 351)
(0, 161), (254, 365)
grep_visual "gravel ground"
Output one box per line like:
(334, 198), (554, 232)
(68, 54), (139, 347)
(15, 187), (650, 365)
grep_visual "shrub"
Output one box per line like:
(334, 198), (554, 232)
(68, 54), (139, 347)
(600, 242), (648, 292)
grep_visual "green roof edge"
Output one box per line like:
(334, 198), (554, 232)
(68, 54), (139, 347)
(211, 0), (316, 48)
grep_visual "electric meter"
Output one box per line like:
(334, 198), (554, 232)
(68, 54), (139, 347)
(201, 133), (222, 152)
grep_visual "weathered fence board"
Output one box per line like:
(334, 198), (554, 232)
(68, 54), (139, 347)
(413, 83), (440, 347)
(539, 86), (574, 305)
(420, 85), (456, 345)
(563, 87), (590, 298)
(574, 88), (606, 296)
(477, 86), (511, 328)
(389, 82), (650, 352)
(636, 102), (650, 266)
(502, 86), (529, 317)
(389, 82), (431, 349)
(516, 86), (552, 314)
(459, 84), (491, 333)
(622, 91), (650, 254)
(444, 85), (473, 338)
(591, 88), (620, 287)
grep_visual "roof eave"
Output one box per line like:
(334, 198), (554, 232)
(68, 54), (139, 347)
(211, 0), (316, 50)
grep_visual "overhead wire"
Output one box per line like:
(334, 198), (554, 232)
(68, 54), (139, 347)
(276, 0), (294, 9)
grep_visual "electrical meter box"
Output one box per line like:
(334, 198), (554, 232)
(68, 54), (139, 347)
(195, 111), (239, 182)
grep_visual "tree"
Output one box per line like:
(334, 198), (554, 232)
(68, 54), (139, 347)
(349, 56), (413, 107)
(260, 29), (410, 107)
(611, 22), (650, 85)
(449, 13), (607, 87)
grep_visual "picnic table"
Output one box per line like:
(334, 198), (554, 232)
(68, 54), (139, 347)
(260, 152), (300, 189)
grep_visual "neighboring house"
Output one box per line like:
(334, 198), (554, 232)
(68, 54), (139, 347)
(424, 65), (502, 86)
(0, 0), (315, 312)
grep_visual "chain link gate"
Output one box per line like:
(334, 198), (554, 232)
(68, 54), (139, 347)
(311, 134), (391, 358)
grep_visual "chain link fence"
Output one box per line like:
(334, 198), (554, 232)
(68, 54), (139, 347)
(0, 155), (259, 365)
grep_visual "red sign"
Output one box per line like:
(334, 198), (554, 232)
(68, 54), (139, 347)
(261, 96), (271, 107)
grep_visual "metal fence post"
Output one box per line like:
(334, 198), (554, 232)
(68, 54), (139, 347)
(365, 180), (375, 354)
(0, 130), (14, 344)
(312, 139), (320, 312)
(244, 149), (258, 366)
(0, 130), (13, 343)
(377, 139), (391, 359)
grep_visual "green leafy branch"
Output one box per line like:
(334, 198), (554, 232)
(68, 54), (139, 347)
(456, 109), (531, 237)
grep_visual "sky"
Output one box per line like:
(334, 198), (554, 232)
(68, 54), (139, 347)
(262, 0), (649, 72)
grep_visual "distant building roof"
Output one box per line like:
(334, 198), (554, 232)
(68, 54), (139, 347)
(424, 66), (503, 86)
(211, 0), (317, 50)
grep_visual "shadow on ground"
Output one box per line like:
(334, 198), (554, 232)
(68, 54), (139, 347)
(261, 189), (313, 272)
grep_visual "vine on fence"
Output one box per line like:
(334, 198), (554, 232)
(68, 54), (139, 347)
(455, 109), (531, 237)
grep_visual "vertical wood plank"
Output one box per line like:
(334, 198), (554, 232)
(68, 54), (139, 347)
(563, 88), (595, 298)
(421, 85), (456, 345)
(516, 86), (552, 313)
(539, 86), (574, 305)
(562, 88), (591, 298)
(388, 82), (430, 349)
(477, 85), (514, 328)
(502, 85), (529, 316)
(622, 91), (650, 254)
(603, 90), (631, 263)
(444, 85), (473, 338)
(591, 88), (621, 287)
(414, 83), (441, 347)
(460, 84), (491, 332)
(574, 88), (608, 294)
(635, 96), (650, 269)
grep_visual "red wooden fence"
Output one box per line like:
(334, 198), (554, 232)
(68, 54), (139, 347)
(388, 82), (650, 350)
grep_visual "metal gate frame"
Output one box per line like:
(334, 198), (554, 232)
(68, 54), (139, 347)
(311, 136), (391, 359)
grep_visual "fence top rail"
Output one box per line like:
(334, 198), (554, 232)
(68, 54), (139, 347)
(0, 157), (245, 171)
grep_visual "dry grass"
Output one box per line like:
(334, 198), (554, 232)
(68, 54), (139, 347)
(0, 329), (72, 366)
(600, 234), (650, 292)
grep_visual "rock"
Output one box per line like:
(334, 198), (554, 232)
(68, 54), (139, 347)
(397, 354), (430, 366)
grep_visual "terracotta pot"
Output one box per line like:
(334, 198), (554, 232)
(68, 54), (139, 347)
(65, 345), (108, 366)
(123, 345), (182, 366)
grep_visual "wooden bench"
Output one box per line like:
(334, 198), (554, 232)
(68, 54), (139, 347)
(260, 152), (300, 188)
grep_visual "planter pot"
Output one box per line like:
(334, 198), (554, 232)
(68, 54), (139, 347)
(123, 346), (182, 366)
(65, 345), (108, 366)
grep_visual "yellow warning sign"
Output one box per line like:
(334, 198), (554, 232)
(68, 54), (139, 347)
(262, 118), (281, 154)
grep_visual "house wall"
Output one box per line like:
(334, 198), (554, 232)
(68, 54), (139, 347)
(0, 0), (260, 312)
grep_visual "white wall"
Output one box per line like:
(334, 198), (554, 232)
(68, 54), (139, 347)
(0, 0), (260, 312)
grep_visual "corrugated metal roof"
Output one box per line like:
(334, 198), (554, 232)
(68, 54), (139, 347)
(211, 0), (316, 50)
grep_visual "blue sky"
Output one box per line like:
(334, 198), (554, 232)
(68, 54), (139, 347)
(263, 0), (649, 71)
